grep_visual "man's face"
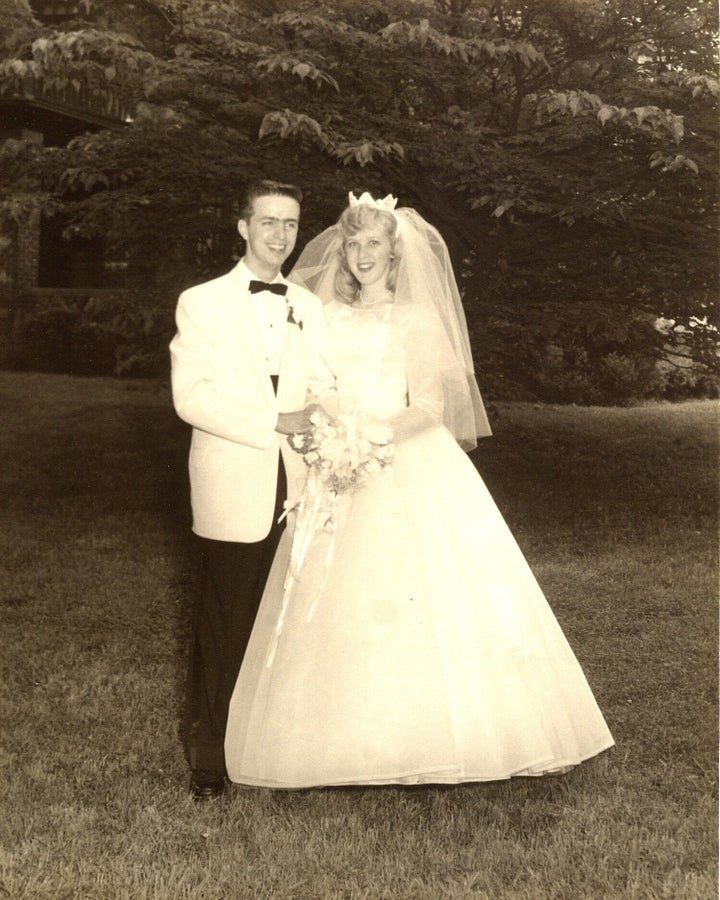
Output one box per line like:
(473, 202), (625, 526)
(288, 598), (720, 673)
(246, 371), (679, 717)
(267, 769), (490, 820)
(238, 194), (300, 280)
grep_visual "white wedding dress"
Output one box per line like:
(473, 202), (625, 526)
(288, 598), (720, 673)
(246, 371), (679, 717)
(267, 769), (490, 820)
(225, 301), (614, 788)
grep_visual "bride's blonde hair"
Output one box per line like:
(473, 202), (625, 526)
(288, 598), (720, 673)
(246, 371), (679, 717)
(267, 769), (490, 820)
(334, 204), (402, 304)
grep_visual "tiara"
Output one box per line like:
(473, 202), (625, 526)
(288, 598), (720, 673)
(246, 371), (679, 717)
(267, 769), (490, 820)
(348, 191), (398, 212)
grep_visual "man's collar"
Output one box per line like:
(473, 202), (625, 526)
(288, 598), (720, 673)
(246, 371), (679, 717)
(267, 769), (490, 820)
(237, 259), (287, 287)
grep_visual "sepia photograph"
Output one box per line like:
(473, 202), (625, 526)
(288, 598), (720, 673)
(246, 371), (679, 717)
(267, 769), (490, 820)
(0, 1), (717, 897)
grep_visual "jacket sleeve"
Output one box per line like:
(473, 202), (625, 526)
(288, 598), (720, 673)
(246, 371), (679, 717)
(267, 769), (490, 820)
(169, 287), (278, 449)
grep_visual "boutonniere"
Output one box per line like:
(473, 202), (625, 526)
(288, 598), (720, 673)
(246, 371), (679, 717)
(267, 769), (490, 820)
(286, 300), (304, 330)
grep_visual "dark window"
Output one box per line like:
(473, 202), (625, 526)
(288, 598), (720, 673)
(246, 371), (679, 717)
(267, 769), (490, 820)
(38, 213), (125, 288)
(30, 1), (80, 24)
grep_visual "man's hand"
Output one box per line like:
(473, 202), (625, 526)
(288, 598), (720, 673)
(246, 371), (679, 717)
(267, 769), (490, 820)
(287, 431), (315, 455)
(276, 402), (327, 435)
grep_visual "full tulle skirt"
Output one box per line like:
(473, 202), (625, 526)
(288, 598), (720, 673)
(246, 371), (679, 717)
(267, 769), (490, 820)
(225, 426), (614, 788)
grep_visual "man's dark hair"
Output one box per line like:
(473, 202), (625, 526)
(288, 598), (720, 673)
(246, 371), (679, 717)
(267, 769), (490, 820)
(240, 180), (303, 221)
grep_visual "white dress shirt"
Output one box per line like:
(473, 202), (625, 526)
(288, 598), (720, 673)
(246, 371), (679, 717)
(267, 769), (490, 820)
(241, 261), (288, 375)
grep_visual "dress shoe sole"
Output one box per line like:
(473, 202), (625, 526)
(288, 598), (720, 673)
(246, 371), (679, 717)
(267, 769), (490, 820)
(189, 774), (226, 800)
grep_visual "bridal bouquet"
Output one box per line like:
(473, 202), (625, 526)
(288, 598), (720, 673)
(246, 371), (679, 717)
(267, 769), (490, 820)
(266, 411), (393, 666)
(288, 410), (394, 510)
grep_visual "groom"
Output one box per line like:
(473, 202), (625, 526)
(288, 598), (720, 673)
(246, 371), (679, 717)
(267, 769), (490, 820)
(170, 180), (324, 799)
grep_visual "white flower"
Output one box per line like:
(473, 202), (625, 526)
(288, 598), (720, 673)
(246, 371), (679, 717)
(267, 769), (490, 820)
(321, 437), (347, 466)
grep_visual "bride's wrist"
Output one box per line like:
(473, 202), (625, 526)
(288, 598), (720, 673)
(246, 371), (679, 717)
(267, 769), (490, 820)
(360, 419), (394, 446)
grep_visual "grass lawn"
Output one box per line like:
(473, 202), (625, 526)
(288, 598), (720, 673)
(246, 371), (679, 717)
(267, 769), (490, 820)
(0, 371), (717, 900)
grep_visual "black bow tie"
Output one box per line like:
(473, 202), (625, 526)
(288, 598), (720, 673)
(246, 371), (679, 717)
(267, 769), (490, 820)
(249, 280), (287, 296)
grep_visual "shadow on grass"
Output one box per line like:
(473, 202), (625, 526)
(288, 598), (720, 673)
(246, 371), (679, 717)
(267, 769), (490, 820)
(1, 373), (717, 900)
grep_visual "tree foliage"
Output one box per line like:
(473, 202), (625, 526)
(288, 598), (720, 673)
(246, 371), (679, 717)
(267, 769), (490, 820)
(0, 0), (717, 397)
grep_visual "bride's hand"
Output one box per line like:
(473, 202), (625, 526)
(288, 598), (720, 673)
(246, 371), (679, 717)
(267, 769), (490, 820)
(276, 402), (331, 435)
(310, 403), (341, 430)
(358, 413), (393, 446)
(283, 403), (342, 455)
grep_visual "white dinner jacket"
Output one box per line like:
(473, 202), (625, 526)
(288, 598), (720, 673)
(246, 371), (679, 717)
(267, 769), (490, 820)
(170, 261), (324, 542)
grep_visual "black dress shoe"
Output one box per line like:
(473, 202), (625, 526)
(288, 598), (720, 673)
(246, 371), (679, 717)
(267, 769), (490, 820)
(189, 770), (226, 800)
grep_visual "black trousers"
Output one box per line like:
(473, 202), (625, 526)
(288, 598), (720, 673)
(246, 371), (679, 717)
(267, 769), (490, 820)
(185, 385), (287, 777)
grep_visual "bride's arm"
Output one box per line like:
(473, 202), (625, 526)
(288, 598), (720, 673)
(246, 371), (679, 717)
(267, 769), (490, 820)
(385, 368), (443, 443)
(375, 313), (445, 442)
(307, 323), (340, 421)
(384, 306), (483, 445)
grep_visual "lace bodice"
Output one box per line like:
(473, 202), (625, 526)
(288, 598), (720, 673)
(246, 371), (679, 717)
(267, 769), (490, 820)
(311, 301), (410, 421)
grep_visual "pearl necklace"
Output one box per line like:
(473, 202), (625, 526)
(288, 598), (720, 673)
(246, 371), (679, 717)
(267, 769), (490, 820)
(360, 288), (392, 306)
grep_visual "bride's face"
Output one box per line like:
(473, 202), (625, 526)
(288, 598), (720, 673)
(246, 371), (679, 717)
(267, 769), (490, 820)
(344, 226), (394, 287)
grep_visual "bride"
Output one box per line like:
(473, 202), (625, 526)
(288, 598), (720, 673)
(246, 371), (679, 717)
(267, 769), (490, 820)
(224, 191), (614, 788)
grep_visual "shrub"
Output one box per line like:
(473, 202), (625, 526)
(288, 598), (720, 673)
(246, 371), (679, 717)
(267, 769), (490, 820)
(12, 291), (175, 378)
(658, 362), (720, 401)
(524, 345), (698, 405)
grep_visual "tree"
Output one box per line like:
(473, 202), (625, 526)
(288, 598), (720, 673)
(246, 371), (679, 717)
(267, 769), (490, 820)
(0, 0), (36, 52)
(1, 0), (717, 397)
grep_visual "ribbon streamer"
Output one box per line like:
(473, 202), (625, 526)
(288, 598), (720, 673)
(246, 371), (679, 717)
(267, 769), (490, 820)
(265, 412), (393, 667)
(265, 471), (344, 667)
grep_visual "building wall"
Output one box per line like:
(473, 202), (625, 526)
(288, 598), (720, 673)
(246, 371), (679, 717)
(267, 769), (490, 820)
(16, 211), (41, 295)
(0, 219), (18, 366)
(0, 212), (41, 366)
(0, 124), (42, 364)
